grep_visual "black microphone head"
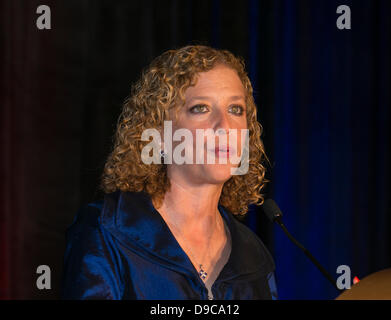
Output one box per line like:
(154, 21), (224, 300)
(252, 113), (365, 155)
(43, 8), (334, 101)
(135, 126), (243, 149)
(262, 199), (283, 223)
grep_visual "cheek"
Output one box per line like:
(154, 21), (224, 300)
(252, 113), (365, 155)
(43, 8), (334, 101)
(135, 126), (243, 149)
(240, 115), (248, 129)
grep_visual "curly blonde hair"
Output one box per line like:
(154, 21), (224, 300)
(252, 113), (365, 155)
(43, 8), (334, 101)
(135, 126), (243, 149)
(100, 45), (268, 217)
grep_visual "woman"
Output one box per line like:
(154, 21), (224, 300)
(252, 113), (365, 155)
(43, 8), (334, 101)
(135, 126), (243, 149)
(61, 45), (278, 300)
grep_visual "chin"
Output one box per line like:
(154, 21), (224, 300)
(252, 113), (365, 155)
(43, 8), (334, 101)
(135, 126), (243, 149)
(202, 164), (235, 184)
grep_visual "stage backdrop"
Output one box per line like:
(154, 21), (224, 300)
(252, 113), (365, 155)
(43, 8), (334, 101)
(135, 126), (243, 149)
(0, 0), (390, 299)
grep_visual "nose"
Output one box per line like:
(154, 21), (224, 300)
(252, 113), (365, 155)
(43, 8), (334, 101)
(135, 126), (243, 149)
(213, 108), (231, 136)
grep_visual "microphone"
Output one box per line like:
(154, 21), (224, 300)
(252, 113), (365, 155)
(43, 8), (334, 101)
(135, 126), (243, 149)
(262, 199), (342, 292)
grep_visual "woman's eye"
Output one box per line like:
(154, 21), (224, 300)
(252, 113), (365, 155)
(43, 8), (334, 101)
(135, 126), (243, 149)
(229, 105), (245, 115)
(189, 104), (209, 114)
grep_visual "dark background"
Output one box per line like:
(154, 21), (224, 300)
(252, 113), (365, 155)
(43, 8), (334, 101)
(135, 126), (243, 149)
(1, 0), (390, 299)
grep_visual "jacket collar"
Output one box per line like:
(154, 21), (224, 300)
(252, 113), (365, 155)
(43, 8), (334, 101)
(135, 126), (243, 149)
(100, 190), (274, 281)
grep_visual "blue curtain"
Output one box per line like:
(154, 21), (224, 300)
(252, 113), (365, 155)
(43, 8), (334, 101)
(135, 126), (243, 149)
(268, 0), (390, 299)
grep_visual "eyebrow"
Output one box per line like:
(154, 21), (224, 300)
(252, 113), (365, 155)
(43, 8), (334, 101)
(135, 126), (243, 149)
(188, 95), (245, 102)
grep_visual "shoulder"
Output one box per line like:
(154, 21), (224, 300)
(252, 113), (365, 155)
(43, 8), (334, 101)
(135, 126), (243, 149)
(65, 200), (105, 241)
(231, 214), (276, 273)
(65, 190), (121, 239)
(62, 196), (124, 299)
(64, 197), (117, 259)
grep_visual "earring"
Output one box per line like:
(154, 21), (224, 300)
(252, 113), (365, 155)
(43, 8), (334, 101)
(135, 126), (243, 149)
(159, 149), (166, 158)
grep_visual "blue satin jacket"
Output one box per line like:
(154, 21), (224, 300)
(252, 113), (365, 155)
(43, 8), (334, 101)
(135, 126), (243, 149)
(61, 190), (278, 300)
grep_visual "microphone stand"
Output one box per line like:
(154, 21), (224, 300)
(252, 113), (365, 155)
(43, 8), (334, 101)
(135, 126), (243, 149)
(273, 215), (342, 292)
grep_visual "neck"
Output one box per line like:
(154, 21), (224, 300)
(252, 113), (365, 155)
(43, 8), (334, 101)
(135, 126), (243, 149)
(154, 175), (224, 241)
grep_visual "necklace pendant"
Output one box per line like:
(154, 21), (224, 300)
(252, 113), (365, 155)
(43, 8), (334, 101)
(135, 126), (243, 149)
(199, 264), (207, 280)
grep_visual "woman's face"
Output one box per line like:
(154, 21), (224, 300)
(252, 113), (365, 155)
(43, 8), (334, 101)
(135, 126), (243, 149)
(166, 64), (248, 186)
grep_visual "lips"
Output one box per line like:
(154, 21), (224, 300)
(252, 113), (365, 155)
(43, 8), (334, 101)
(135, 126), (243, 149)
(207, 146), (236, 157)
(215, 146), (229, 153)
